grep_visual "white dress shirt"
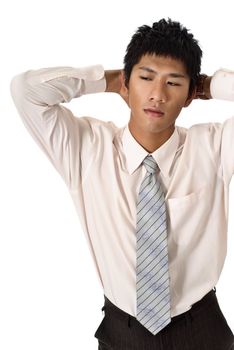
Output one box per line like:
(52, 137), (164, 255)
(10, 65), (234, 318)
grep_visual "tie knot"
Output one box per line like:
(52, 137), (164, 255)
(143, 155), (158, 174)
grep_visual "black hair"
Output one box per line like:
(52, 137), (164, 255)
(123, 18), (202, 97)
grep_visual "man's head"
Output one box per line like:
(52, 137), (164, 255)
(122, 19), (203, 153)
(123, 18), (202, 98)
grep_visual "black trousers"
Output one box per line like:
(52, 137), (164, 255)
(94, 288), (234, 350)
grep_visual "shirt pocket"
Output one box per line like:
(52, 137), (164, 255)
(166, 185), (211, 245)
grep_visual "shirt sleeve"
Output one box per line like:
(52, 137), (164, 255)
(208, 69), (234, 184)
(210, 68), (234, 101)
(203, 116), (234, 186)
(10, 65), (106, 190)
(220, 116), (234, 185)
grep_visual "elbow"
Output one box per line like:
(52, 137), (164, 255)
(10, 72), (29, 105)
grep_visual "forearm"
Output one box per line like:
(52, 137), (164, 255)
(11, 65), (106, 108)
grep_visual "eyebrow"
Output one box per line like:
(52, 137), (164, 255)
(139, 66), (187, 79)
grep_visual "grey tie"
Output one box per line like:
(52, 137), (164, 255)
(136, 155), (171, 335)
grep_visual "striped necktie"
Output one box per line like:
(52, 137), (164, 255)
(136, 154), (171, 335)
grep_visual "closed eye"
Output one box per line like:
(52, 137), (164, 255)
(167, 81), (181, 86)
(140, 76), (152, 81)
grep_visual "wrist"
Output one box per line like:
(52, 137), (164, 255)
(105, 70), (122, 93)
(196, 74), (212, 100)
(203, 76), (212, 99)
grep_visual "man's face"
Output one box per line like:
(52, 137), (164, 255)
(126, 54), (193, 149)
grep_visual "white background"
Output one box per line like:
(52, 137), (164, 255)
(1, 0), (234, 349)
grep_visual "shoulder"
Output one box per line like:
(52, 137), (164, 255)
(176, 117), (234, 152)
(176, 121), (223, 140)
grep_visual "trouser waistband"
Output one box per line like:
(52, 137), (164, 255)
(103, 287), (217, 327)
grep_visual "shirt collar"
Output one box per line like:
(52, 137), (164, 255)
(122, 124), (179, 177)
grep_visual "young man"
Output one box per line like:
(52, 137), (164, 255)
(11, 19), (234, 349)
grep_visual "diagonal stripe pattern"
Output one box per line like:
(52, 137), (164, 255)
(136, 155), (171, 335)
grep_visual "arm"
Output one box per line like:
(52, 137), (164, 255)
(195, 68), (234, 184)
(10, 65), (106, 190)
(195, 69), (234, 101)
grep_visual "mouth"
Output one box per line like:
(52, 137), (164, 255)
(143, 108), (165, 118)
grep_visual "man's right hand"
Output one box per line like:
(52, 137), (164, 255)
(105, 69), (129, 106)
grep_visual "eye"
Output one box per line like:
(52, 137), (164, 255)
(167, 81), (181, 86)
(140, 76), (152, 81)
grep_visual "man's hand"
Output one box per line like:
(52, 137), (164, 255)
(195, 75), (212, 99)
(105, 70), (129, 105)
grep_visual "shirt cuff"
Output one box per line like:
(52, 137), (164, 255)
(210, 69), (234, 101)
(82, 65), (106, 95)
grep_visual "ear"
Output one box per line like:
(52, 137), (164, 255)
(120, 70), (130, 106)
(183, 88), (196, 108)
(120, 70), (129, 91)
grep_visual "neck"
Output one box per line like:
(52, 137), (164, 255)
(128, 124), (175, 153)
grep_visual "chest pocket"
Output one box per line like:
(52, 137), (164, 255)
(166, 185), (211, 245)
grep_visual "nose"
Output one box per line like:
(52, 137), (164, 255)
(149, 82), (167, 103)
